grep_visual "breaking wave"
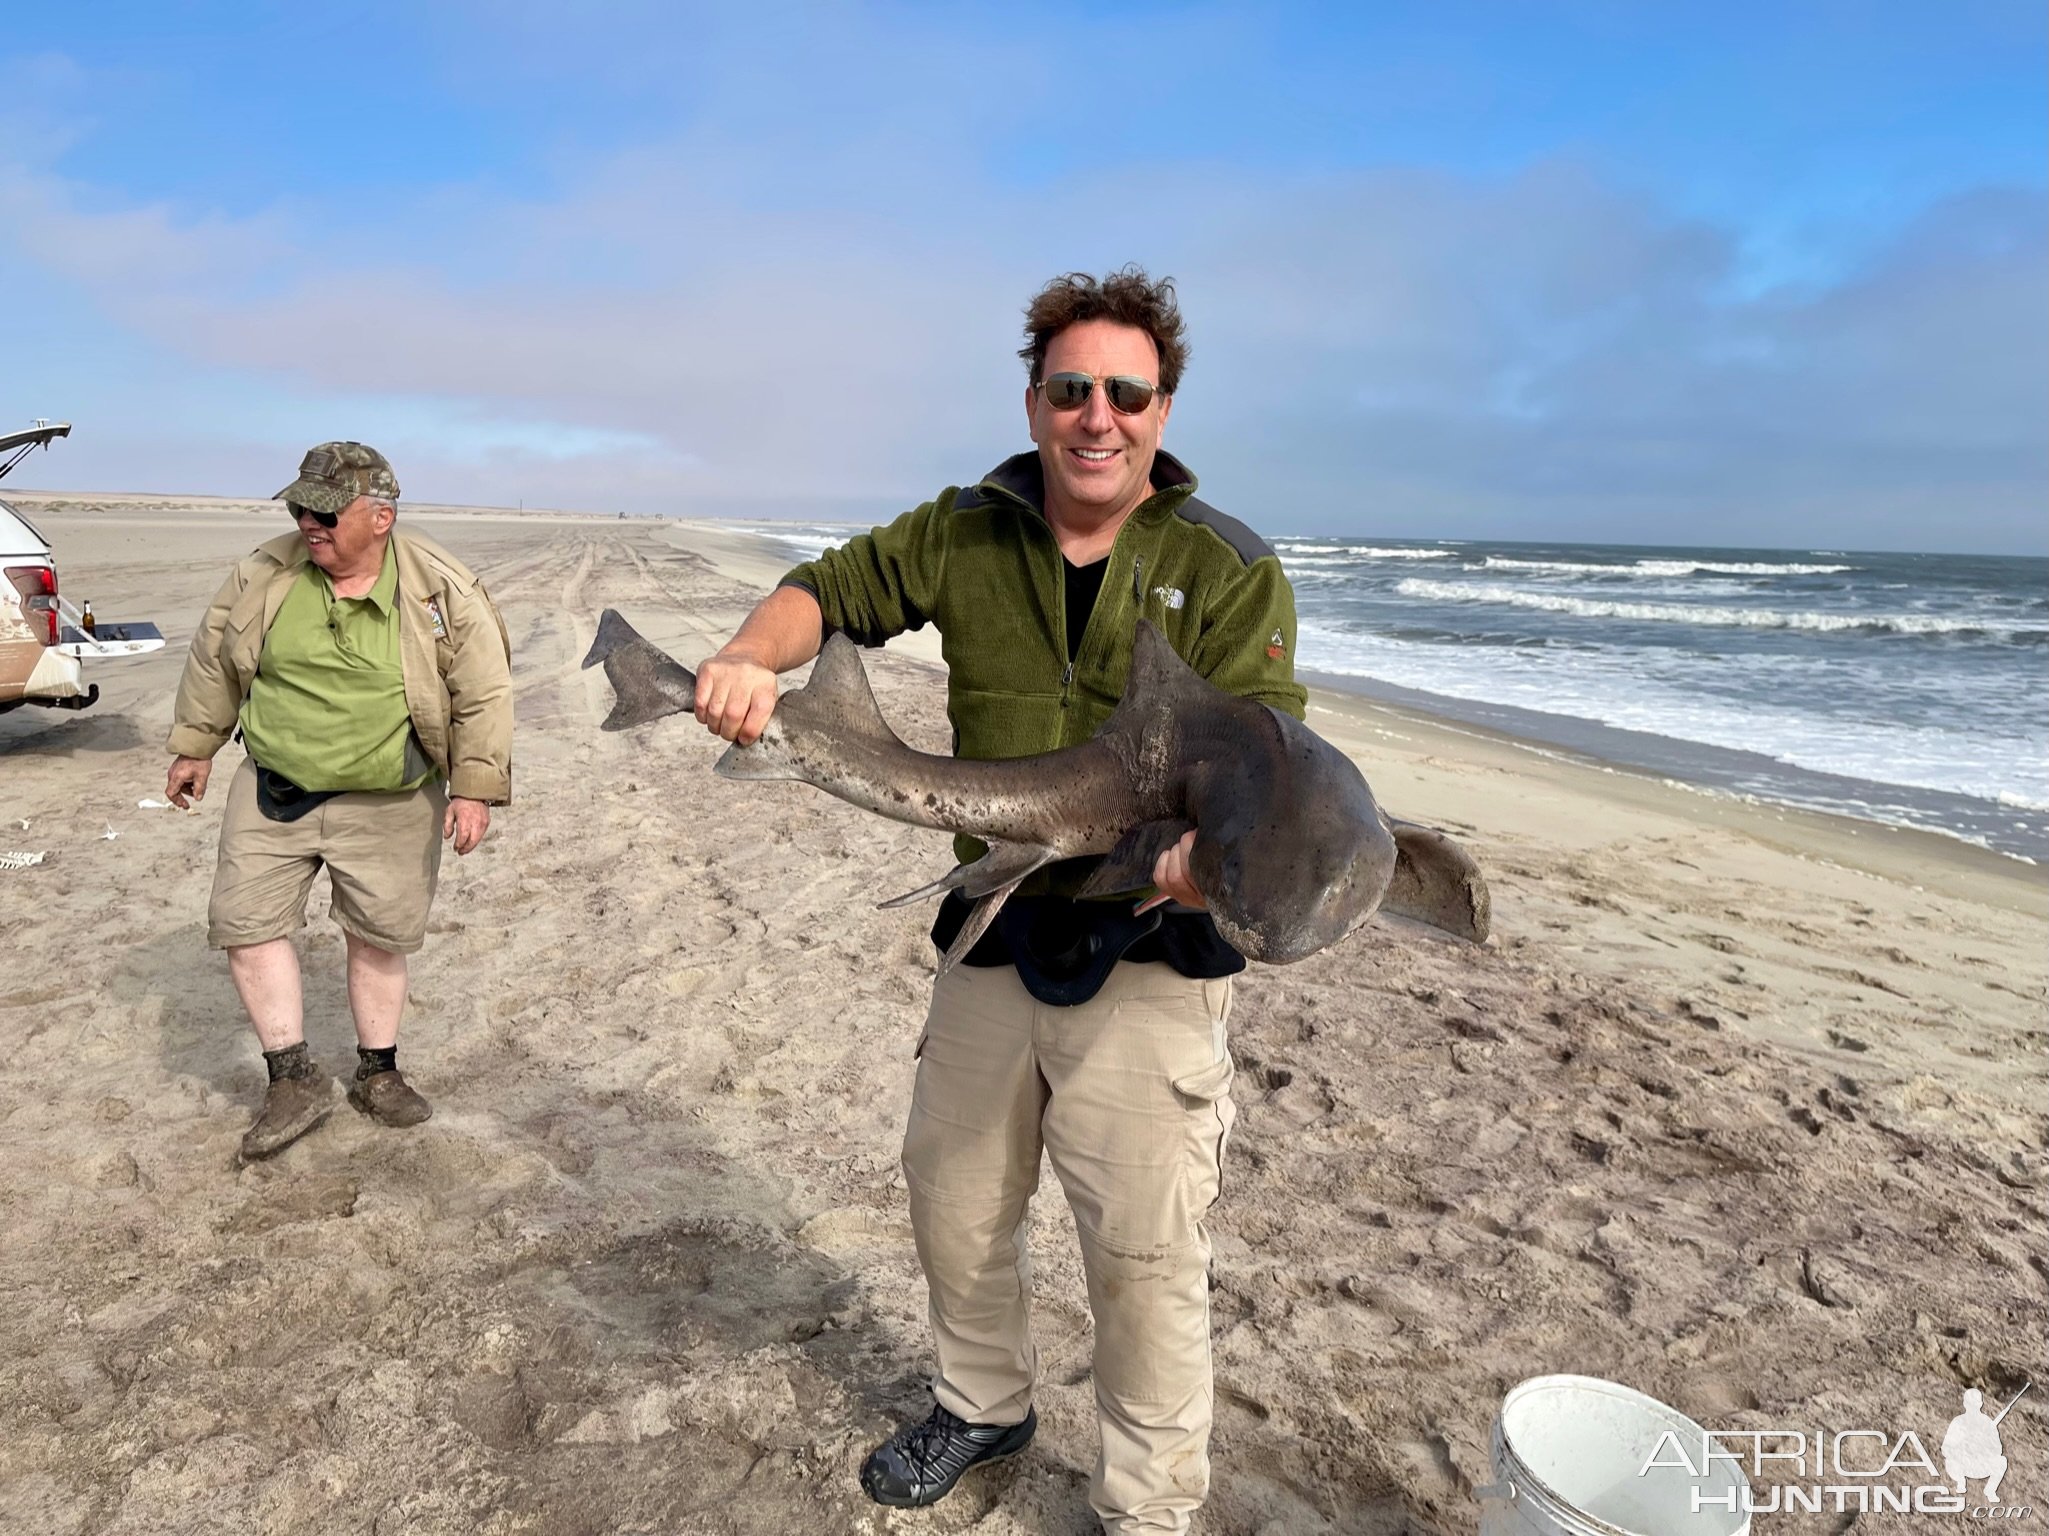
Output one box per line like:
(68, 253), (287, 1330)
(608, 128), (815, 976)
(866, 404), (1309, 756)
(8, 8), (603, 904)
(1393, 579), (2043, 637)
(1278, 543), (1454, 559)
(1480, 556), (1856, 577)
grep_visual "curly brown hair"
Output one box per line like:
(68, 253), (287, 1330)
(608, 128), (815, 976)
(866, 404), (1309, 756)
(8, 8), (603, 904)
(1019, 266), (1189, 397)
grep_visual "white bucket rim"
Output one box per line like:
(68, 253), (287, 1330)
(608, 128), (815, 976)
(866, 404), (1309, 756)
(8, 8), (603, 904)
(1494, 1374), (1749, 1536)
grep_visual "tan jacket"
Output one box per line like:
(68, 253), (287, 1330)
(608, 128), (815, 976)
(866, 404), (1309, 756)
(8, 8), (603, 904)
(168, 528), (514, 804)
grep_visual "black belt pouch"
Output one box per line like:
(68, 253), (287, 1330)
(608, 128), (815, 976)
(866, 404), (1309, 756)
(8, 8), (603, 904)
(998, 898), (1164, 1007)
(253, 764), (345, 823)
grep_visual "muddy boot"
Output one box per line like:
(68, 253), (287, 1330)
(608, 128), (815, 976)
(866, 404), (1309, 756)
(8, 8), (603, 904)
(348, 1068), (432, 1128)
(241, 1047), (335, 1161)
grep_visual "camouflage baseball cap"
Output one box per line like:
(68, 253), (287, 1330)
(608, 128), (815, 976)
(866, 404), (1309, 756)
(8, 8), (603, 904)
(274, 441), (400, 516)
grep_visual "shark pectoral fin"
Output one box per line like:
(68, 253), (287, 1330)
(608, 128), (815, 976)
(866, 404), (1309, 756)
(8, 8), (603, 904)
(925, 841), (1060, 976)
(876, 868), (961, 909)
(584, 609), (702, 732)
(1075, 818), (1195, 899)
(877, 841), (1057, 910)
(959, 842), (1058, 900)
(936, 878), (1027, 976)
(1379, 817), (1493, 943)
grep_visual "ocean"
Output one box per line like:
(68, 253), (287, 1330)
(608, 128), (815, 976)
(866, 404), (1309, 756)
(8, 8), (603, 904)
(731, 523), (2049, 864)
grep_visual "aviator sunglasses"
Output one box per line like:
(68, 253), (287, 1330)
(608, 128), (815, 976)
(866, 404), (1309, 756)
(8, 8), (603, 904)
(287, 502), (342, 528)
(1035, 371), (1162, 415)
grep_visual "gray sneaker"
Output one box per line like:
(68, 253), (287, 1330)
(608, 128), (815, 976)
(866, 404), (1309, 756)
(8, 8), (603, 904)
(347, 1069), (432, 1128)
(240, 1071), (336, 1161)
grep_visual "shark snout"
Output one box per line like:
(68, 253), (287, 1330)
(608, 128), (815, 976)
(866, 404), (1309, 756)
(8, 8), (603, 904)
(1203, 816), (1398, 964)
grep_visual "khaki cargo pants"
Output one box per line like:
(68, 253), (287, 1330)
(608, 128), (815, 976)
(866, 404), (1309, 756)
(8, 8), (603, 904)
(903, 960), (1236, 1535)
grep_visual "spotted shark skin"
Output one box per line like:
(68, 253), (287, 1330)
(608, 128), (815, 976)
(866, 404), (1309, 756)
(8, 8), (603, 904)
(583, 609), (1489, 970)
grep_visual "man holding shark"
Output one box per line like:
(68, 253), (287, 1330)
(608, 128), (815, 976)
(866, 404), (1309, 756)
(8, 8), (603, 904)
(692, 269), (1310, 1533)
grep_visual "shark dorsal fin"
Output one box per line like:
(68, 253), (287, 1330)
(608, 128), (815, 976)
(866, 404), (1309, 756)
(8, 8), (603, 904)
(1126, 617), (1206, 701)
(1097, 619), (1218, 770)
(792, 632), (902, 745)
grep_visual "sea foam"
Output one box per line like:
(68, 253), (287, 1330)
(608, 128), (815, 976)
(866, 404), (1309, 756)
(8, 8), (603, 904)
(1394, 579), (2043, 637)
(1479, 556), (1855, 577)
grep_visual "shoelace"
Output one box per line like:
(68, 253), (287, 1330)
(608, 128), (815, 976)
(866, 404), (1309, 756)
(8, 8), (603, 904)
(902, 1409), (966, 1471)
(896, 1407), (994, 1484)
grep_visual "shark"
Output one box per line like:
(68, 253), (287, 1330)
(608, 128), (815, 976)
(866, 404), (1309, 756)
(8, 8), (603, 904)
(582, 609), (1489, 968)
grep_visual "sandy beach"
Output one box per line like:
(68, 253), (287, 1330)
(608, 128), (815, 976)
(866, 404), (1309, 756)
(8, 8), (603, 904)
(1, 498), (2042, 1535)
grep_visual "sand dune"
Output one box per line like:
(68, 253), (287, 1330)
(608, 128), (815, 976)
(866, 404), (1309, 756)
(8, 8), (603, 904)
(1, 502), (2040, 1534)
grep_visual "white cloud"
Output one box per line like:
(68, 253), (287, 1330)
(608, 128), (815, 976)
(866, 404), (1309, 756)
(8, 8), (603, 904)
(1, 50), (2041, 550)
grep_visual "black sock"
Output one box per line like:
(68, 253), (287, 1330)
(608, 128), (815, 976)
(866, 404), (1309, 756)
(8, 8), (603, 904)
(263, 1042), (317, 1083)
(356, 1045), (398, 1080)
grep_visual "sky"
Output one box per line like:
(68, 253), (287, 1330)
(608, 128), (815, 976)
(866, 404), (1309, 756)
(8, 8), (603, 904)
(1, 1), (2043, 553)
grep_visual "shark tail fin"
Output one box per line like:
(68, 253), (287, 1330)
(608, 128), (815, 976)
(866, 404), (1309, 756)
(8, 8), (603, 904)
(583, 609), (701, 731)
(1379, 818), (1492, 942)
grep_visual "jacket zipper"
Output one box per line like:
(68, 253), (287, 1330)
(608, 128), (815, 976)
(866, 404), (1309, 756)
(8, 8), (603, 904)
(1026, 505), (1072, 731)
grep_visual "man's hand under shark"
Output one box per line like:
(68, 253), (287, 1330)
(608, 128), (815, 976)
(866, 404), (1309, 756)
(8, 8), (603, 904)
(1136, 828), (1205, 915)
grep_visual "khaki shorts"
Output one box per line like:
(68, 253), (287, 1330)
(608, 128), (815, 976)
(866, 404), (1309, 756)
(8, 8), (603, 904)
(207, 757), (447, 954)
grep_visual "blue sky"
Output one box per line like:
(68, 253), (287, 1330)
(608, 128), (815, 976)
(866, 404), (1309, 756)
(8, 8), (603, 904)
(2, 1), (2043, 551)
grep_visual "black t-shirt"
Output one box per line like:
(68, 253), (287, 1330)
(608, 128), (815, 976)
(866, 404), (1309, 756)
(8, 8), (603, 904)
(927, 554), (1247, 1001)
(1063, 554), (1109, 662)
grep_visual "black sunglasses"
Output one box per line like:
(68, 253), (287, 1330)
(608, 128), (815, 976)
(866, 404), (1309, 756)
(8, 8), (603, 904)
(288, 502), (341, 529)
(1035, 371), (1161, 415)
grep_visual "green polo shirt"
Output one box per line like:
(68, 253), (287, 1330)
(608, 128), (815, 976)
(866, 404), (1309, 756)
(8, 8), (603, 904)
(240, 544), (432, 792)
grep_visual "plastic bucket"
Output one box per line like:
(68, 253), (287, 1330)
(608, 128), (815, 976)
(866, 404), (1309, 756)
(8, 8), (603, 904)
(1477, 1375), (1750, 1536)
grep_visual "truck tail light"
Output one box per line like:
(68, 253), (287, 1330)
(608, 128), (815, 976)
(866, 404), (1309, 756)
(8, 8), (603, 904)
(5, 566), (59, 646)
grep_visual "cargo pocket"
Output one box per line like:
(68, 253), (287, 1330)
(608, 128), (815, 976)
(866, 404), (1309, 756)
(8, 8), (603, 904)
(1172, 1053), (1238, 1217)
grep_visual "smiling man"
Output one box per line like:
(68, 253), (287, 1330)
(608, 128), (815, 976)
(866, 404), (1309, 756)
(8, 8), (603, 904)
(165, 443), (512, 1162)
(691, 270), (1305, 1534)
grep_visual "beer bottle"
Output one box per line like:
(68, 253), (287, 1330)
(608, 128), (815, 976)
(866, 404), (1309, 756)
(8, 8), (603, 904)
(80, 601), (96, 637)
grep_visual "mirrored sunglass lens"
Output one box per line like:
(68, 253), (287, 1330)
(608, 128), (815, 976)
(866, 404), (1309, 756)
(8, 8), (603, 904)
(1104, 377), (1156, 413)
(1043, 373), (1093, 409)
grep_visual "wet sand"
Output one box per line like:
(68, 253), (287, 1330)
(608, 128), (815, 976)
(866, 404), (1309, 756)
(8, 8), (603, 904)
(1, 498), (2041, 1534)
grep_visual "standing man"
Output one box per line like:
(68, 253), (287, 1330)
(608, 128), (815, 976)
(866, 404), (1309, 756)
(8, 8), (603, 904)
(693, 271), (1304, 1534)
(165, 442), (513, 1162)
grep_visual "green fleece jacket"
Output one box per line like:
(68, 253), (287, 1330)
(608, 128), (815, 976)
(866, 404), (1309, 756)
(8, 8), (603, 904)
(781, 449), (1307, 896)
